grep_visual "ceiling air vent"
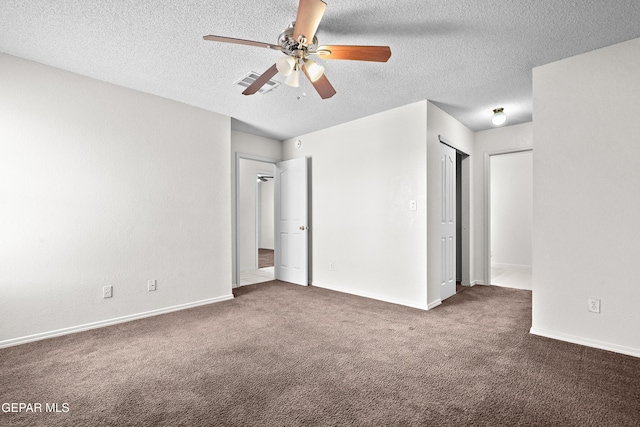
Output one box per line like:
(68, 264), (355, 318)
(234, 71), (280, 94)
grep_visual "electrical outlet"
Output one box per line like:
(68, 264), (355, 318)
(103, 286), (112, 299)
(409, 200), (417, 211)
(148, 279), (157, 291)
(330, 262), (334, 271)
(588, 298), (601, 313)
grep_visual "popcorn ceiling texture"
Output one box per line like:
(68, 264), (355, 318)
(1, 0), (639, 139)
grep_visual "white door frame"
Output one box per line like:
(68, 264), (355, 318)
(235, 153), (279, 287)
(483, 148), (533, 286)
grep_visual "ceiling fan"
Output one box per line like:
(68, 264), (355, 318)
(203, 0), (392, 99)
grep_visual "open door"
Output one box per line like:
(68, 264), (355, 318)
(440, 143), (456, 300)
(274, 157), (308, 286)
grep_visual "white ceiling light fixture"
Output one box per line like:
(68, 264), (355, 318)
(491, 108), (507, 126)
(278, 57), (323, 86)
(276, 56), (295, 76)
(303, 58), (324, 82)
(284, 68), (300, 87)
(277, 56), (301, 88)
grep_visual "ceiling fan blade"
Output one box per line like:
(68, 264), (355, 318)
(302, 65), (336, 99)
(242, 64), (279, 96)
(316, 45), (392, 62)
(203, 35), (280, 50)
(294, 0), (327, 43)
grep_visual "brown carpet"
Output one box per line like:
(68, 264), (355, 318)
(1, 282), (639, 426)
(258, 248), (274, 269)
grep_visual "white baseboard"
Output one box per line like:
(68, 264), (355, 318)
(529, 327), (640, 359)
(311, 282), (430, 310)
(0, 294), (234, 349)
(491, 263), (532, 270)
(471, 280), (485, 286)
(427, 299), (442, 310)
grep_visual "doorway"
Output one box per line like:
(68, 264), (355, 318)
(439, 137), (471, 301)
(485, 150), (533, 290)
(257, 172), (275, 270)
(236, 155), (277, 287)
(456, 150), (469, 290)
(235, 154), (310, 288)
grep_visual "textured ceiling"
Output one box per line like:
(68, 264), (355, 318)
(2, 1), (640, 140)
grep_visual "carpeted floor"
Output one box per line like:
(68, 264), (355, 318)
(258, 248), (274, 269)
(1, 282), (639, 426)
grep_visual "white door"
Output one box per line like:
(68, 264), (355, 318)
(274, 157), (308, 286)
(440, 143), (456, 300)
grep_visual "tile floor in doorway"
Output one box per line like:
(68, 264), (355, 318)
(239, 267), (275, 286)
(490, 264), (532, 290)
(240, 265), (532, 290)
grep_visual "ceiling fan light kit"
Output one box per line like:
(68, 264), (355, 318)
(203, 0), (391, 99)
(276, 56), (296, 76)
(285, 69), (300, 87)
(303, 59), (324, 82)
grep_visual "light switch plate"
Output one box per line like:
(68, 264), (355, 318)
(103, 286), (112, 298)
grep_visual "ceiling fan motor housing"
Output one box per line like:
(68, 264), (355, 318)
(278, 21), (318, 56)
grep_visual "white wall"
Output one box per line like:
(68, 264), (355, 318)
(0, 54), (232, 346)
(282, 101), (429, 309)
(230, 131), (281, 284)
(426, 102), (475, 303)
(532, 37), (640, 357)
(490, 151), (533, 267)
(474, 123), (533, 284)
